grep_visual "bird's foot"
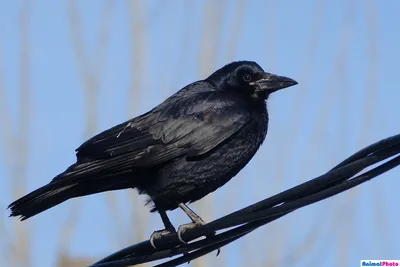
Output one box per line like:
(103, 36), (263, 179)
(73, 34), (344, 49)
(177, 222), (220, 256)
(187, 217), (217, 239)
(205, 230), (220, 257)
(177, 222), (199, 244)
(150, 228), (176, 249)
(178, 221), (215, 244)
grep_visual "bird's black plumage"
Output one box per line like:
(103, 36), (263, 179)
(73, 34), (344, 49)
(8, 61), (297, 234)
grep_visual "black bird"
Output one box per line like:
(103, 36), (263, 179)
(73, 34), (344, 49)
(8, 61), (297, 246)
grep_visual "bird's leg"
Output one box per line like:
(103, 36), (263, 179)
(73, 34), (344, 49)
(150, 209), (176, 249)
(178, 203), (206, 225)
(177, 203), (216, 241)
(177, 203), (206, 244)
(177, 203), (220, 256)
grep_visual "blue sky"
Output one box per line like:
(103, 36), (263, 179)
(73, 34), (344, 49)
(1, 1), (400, 267)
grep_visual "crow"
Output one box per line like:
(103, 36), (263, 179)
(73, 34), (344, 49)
(8, 61), (297, 247)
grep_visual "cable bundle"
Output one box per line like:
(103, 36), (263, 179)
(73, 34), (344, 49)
(91, 133), (400, 267)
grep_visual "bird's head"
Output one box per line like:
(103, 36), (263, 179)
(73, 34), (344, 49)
(206, 61), (298, 100)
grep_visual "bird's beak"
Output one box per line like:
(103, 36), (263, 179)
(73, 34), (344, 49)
(250, 73), (298, 93)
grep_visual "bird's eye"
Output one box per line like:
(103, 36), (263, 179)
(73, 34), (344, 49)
(243, 74), (252, 82)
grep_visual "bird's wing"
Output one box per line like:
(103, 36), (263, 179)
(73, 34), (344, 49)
(75, 92), (250, 168)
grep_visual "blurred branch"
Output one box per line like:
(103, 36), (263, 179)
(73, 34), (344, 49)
(298, 234), (334, 267)
(270, 8), (356, 263)
(61, 0), (86, 252)
(11, 2), (32, 267)
(195, 2), (227, 266)
(281, 5), (356, 263)
(361, 0), (379, 143)
(335, 0), (379, 263)
(322, 2), (356, 265)
(0, 207), (13, 266)
(0, 42), (14, 183)
(356, 0), (383, 257)
(196, 2), (273, 265)
(63, 0), (116, 253)
(373, 186), (391, 254)
(199, 0), (226, 77)
(58, 253), (98, 267)
(0, 10), (23, 267)
(267, 1), (328, 265)
(68, 0), (102, 136)
(127, 0), (151, 255)
(127, 0), (146, 116)
(94, 0), (121, 247)
(279, 215), (332, 266)
(0, 43), (14, 262)
(265, 0), (276, 68)
(95, 1), (115, 79)
(225, 0), (247, 61)
(273, 0), (327, 179)
(166, 1), (193, 96)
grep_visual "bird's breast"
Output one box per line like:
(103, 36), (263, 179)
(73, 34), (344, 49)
(173, 112), (268, 187)
(144, 110), (269, 209)
(215, 113), (268, 168)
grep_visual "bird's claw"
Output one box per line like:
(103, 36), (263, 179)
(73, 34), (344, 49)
(177, 222), (220, 256)
(177, 222), (199, 244)
(203, 230), (221, 256)
(150, 228), (175, 249)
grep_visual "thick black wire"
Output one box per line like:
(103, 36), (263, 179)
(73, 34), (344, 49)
(90, 133), (400, 267)
(92, 153), (400, 267)
(216, 135), (400, 222)
(94, 139), (400, 266)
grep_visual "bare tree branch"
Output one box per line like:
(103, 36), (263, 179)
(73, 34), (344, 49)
(60, 0), (90, 253)
(194, 2), (227, 266)
(340, 0), (381, 262)
(198, 0), (226, 77)
(225, 0), (247, 61)
(127, 0), (146, 117)
(279, 214), (333, 266)
(0, 41), (14, 185)
(264, 0), (276, 68)
(165, 1), (193, 96)
(265, 2), (328, 264)
(273, 0), (328, 181)
(276, 10), (357, 265)
(126, 5), (152, 267)
(12, 2), (32, 266)
(61, 0), (116, 254)
(0, 41), (15, 263)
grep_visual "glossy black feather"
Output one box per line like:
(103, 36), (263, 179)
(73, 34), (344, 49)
(8, 60), (296, 220)
(76, 90), (250, 166)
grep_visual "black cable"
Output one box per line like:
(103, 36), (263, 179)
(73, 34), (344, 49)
(90, 133), (400, 267)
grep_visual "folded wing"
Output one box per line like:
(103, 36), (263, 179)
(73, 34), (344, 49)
(75, 92), (250, 172)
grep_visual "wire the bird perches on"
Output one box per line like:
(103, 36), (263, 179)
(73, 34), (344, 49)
(90, 133), (400, 267)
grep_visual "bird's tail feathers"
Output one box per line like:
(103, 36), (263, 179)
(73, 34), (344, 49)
(8, 180), (79, 220)
(8, 164), (134, 220)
